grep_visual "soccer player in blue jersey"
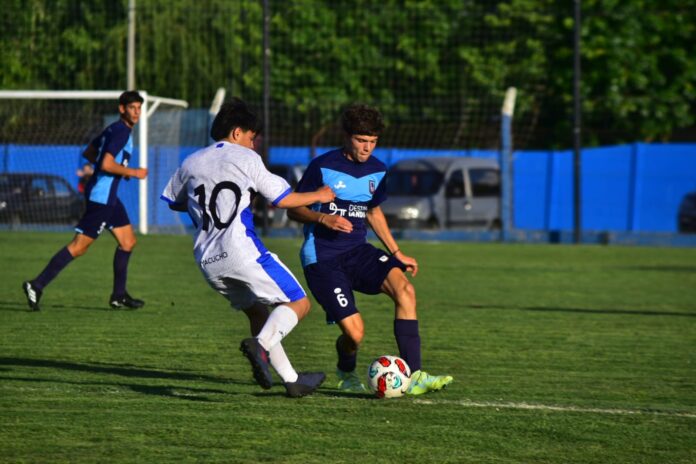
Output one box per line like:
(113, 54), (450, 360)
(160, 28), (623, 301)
(23, 91), (148, 311)
(287, 104), (453, 395)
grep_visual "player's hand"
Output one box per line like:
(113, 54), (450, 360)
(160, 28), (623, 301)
(315, 185), (335, 203)
(395, 251), (418, 277)
(321, 214), (353, 233)
(132, 167), (148, 179)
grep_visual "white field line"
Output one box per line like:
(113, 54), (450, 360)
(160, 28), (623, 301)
(412, 399), (696, 419)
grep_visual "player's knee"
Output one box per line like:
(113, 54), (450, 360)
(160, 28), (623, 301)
(396, 280), (416, 307)
(345, 327), (364, 347)
(120, 237), (137, 252)
(67, 243), (89, 257)
(295, 297), (311, 319)
(286, 297), (310, 320)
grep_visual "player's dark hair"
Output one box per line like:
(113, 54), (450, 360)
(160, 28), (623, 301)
(119, 91), (144, 106)
(210, 97), (263, 141)
(341, 103), (384, 136)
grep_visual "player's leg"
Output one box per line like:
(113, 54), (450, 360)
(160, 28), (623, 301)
(381, 267), (420, 370)
(244, 301), (300, 383)
(108, 201), (143, 309)
(22, 218), (97, 311)
(238, 251), (324, 394)
(381, 267), (453, 395)
(22, 201), (109, 311)
(334, 313), (368, 392)
(240, 296), (306, 390)
(304, 259), (366, 392)
(243, 253), (309, 354)
(243, 302), (295, 382)
(242, 301), (325, 397)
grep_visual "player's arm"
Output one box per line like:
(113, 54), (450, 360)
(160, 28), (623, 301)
(82, 144), (98, 164)
(275, 185), (335, 209)
(101, 153), (148, 179)
(366, 206), (418, 276)
(287, 206), (354, 233)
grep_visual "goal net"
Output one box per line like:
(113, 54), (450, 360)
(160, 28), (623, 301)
(0, 91), (187, 234)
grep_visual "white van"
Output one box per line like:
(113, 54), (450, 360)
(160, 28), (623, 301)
(381, 157), (500, 229)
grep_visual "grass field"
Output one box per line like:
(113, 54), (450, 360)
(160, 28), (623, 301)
(1, 231), (695, 463)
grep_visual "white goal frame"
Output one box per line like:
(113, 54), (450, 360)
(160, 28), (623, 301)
(0, 90), (188, 234)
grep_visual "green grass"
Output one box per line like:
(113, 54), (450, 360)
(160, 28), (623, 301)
(1, 231), (695, 463)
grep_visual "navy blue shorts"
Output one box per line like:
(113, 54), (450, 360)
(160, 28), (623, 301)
(303, 243), (406, 324)
(75, 199), (131, 239)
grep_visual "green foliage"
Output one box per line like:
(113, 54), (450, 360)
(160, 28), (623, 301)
(1, 0), (695, 147)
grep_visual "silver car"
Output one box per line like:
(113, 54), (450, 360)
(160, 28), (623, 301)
(381, 157), (500, 229)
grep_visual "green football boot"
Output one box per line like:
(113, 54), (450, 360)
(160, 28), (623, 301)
(406, 370), (453, 396)
(336, 368), (367, 392)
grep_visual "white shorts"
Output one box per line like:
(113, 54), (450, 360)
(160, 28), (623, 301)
(200, 251), (306, 310)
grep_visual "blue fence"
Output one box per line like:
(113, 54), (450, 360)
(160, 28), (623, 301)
(513, 144), (696, 232)
(2, 142), (695, 233)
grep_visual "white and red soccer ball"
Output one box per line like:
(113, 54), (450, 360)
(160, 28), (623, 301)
(367, 355), (411, 398)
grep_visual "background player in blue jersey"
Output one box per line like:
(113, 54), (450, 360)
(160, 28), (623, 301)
(23, 91), (148, 311)
(287, 104), (453, 395)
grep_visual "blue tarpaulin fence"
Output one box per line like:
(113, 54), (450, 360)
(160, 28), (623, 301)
(2, 142), (695, 233)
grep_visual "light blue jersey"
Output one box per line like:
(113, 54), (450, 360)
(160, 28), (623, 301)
(84, 120), (133, 205)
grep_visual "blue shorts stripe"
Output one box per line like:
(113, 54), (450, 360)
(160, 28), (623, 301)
(241, 207), (268, 255)
(256, 252), (306, 301)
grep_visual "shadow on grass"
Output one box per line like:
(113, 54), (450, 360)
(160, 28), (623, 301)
(0, 300), (116, 312)
(1, 375), (226, 402)
(249, 388), (374, 399)
(619, 265), (696, 273)
(467, 304), (696, 318)
(0, 357), (244, 385)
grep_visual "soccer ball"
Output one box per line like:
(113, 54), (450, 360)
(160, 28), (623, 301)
(367, 355), (411, 398)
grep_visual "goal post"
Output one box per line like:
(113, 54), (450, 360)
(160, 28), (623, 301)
(0, 90), (188, 234)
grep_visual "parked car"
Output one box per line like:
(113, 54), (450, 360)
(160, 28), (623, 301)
(0, 172), (84, 226)
(678, 191), (696, 233)
(253, 164), (306, 228)
(381, 157), (501, 229)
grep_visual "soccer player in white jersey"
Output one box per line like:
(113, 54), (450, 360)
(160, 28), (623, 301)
(161, 98), (334, 397)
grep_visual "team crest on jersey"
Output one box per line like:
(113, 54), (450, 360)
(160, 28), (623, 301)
(369, 180), (376, 194)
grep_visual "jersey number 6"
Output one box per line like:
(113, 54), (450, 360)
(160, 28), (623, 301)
(193, 181), (242, 231)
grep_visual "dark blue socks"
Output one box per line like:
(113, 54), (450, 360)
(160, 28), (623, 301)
(394, 319), (422, 372)
(33, 246), (74, 290)
(112, 247), (131, 297)
(336, 335), (357, 372)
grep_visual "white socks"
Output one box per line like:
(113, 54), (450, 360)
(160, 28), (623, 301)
(256, 305), (300, 383)
(269, 344), (298, 383)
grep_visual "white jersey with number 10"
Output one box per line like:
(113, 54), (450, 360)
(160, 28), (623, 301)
(161, 141), (291, 269)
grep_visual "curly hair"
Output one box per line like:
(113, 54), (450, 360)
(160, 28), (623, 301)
(210, 97), (263, 141)
(341, 103), (384, 136)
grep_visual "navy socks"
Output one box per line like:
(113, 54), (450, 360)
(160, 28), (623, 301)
(33, 246), (74, 290)
(394, 319), (422, 372)
(336, 335), (358, 373)
(112, 247), (131, 297)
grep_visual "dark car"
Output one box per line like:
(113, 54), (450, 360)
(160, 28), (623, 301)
(0, 172), (84, 226)
(678, 191), (696, 233)
(253, 164), (305, 228)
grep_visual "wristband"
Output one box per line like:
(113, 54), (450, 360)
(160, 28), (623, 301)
(391, 248), (400, 255)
